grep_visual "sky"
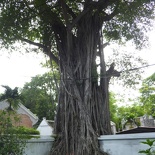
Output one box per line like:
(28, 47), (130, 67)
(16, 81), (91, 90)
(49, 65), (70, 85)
(0, 28), (154, 103)
(0, 50), (48, 93)
(104, 28), (155, 106)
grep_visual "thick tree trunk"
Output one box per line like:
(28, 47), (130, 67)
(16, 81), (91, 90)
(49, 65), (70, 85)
(51, 13), (110, 155)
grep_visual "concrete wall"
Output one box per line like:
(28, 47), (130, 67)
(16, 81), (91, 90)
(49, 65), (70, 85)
(23, 133), (155, 155)
(99, 133), (155, 155)
(23, 136), (54, 155)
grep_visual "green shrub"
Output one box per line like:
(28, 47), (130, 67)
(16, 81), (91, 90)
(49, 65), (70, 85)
(0, 110), (26, 155)
(139, 139), (155, 155)
(12, 126), (40, 139)
(13, 126), (40, 135)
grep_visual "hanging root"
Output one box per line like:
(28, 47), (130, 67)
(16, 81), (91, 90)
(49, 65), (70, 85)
(50, 97), (108, 155)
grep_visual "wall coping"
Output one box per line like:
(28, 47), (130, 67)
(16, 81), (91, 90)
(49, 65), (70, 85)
(26, 133), (155, 142)
(98, 132), (155, 141)
(27, 136), (54, 143)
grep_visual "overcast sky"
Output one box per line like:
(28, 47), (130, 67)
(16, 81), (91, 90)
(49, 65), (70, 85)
(0, 28), (154, 97)
(0, 50), (48, 93)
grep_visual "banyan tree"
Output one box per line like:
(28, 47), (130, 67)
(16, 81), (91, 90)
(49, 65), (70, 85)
(0, 0), (154, 154)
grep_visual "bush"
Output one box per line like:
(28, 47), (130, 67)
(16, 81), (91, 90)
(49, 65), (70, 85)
(0, 110), (26, 155)
(13, 126), (40, 135)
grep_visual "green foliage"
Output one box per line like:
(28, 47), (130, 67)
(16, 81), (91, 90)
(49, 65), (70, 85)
(0, 85), (21, 110)
(142, 139), (155, 147)
(103, 0), (154, 49)
(0, 0), (154, 154)
(110, 103), (145, 131)
(106, 92), (146, 131)
(106, 48), (147, 88)
(20, 71), (59, 121)
(139, 139), (155, 155)
(0, 110), (26, 155)
(109, 92), (118, 121)
(109, 92), (125, 131)
(139, 73), (155, 117)
(13, 126), (40, 135)
(0, 0), (154, 50)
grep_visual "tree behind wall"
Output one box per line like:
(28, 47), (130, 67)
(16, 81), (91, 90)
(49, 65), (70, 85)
(140, 73), (155, 117)
(20, 72), (58, 122)
(0, 1), (154, 154)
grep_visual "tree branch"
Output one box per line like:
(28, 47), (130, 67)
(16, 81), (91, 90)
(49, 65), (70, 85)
(44, 47), (59, 65)
(20, 38), (44, 48)
(70, 7), (90, 29)
(64, 3), (76, 19)
(21, 38), (59, 64)
(60, 0), (71, 28)
(70, 0), (117, 28)
(106, 63), (120, 83)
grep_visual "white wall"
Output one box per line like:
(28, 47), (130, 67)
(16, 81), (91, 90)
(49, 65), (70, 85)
(99, 133), (155, 155)
(23, 136), (54, 155)
(23, 133), (155, 155)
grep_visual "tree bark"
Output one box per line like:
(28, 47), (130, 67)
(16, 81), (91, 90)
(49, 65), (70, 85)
(51, 12), (110, 155)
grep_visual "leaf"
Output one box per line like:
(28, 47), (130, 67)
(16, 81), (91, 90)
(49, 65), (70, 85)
(141, 139), (155, 147)
(139, 148), (151, 154)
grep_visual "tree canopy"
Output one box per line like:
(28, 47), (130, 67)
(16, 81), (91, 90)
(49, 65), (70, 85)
(20, 71), (58, 122)
(0, 0), (154, 50)
(114, 103), (145, 130)
(139, 72), (155, 117)
(0, 0), (154, 155)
